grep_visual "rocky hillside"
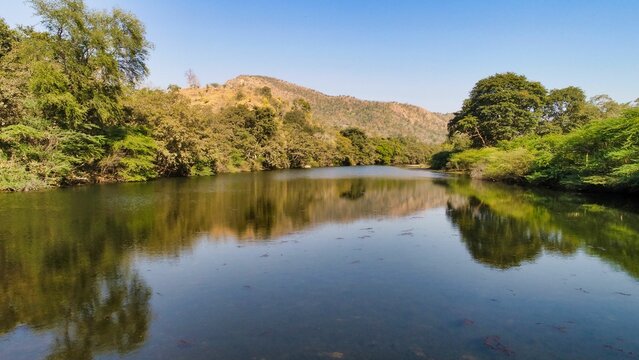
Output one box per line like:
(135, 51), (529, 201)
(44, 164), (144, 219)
(181, 75), (450, 144)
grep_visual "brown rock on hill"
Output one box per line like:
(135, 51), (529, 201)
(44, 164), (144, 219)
(181, 75), (450, 144)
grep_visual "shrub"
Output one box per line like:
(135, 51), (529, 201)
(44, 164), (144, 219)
(480, 148), (535, 181)
(0, 157), (47, 191)
(440, 109), (639, 192)
(447, 148), (499, 172)
(100, 131), (158, 182)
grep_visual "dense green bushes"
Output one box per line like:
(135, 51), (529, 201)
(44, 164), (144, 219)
(436, 72), (638, 193)
(434, 109), (639, 192)
(536, 109), (639, 190)
(0, 1), (435, 191)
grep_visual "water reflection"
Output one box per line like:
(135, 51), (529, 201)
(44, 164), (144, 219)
(447, 196), (549, 268)
(445, 180), (639, 276)
(0, 167), (638, 359)
(44, 273), (150, 360)
(0, 169), (449, 359)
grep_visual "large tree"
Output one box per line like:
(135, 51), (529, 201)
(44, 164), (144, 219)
(448, 72), (547, 147)
(539, 86), (593, 134)
(29, 0), (151, 129)
(0, 0), (153, 189)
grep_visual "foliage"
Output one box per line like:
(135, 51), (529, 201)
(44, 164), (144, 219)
(589, 94), (627, 119)
(535, 109), (639, 190)
(100, 129), (158, 182)
(448, 72), (547, 147)
(437, 109), (639, 192)
(441, 71), (638, 193)
(540, 86), (594, 134)
(0, 156), (47, 191)
(0, 0), (155, 190)
(339, 127), (377, 165)
(0, 1), (496, 191)
(29, 0), (150, 128)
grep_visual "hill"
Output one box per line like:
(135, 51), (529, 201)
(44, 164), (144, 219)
(181, 75), (450, 144)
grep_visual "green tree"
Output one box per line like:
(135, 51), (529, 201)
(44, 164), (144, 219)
(540, 86), (593, 134)
(0, 18), (16, 58)
(283, 98), (315, 133)
(448, 72), (547, 147)
(29, 0), (151, 129)
(589, 94), (626, 119)
(339, 127), (377, 164)
(0, 18), (28, 125)
(246, 106), (278, 144)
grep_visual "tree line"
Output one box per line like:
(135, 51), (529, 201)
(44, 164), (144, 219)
(434, 72), (638, 192)
(0, 0), (434, 191)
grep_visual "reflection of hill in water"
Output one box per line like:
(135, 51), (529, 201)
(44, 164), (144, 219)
(200, 176), (451, 241)
(1, 169), (639, 359)
(0, 170), (449, 358)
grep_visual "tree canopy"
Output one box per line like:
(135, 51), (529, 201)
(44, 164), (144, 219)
(0, 0), (436, 191)
(540, 86), (594, 134)
(448, 72), (547, 147)
(29, 0), (151, 128)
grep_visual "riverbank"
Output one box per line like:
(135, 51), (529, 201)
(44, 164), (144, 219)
(0, 6), (437, 193)
(0, 162), (432, 192)
(431, 109), (639, 194)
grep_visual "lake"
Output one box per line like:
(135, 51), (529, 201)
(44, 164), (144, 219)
(1, 166), (638, 359)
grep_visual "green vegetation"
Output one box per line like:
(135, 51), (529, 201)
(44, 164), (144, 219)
(448, 72), (547, 147)
(3, 2), (633, 193)
(436, 72), (638, 193)
(0, 0), (436, 191)
(183, 75), (451, 144)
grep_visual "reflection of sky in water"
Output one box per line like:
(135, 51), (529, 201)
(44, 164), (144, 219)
(0, 167), (638, 359)
(131, 210), (639, 359)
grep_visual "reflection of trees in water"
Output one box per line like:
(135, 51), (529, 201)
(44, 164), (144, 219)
(447, 197), (545, 268)
(445, 180), (639, 277)
(242, 197), (277, 239)
(0, 189), (155, 359)
(46, 274), (150, 360)
(340, 179), (366, 200)
(0, 173), (449, 358)
(1, 261), (150, 360)
(2, 172), (638, 359)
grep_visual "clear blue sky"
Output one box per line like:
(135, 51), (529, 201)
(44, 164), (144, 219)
(1, 0), (637, 112)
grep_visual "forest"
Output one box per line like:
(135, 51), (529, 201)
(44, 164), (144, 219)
(0, 0), (434, 191)
(1, 0), (636, 193)
(434, 72), (638, 192)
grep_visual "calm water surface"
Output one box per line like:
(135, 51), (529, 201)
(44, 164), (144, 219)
(1, 166), (638, 359)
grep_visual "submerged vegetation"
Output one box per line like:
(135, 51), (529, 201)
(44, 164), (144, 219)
(0, 0), (435, 191)
(435, 72), (638, 192)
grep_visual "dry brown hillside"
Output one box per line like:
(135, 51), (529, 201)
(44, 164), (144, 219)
(181, 75), (450, 144)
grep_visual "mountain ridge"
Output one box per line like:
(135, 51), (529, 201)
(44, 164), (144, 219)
(181, 75), (451, 144)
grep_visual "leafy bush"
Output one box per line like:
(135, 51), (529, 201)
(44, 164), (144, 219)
(447, 148), (499, 172)
(480, 148), (535, 181)
(438, 109), (639, 192)
(100, 131), (158, 182)
(537, 109), (639, 190)
(0, 156), (47, 191)
(429, 150), (453, 170)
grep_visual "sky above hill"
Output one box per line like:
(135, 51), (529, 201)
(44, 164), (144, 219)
(1, 0), (637, 112)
